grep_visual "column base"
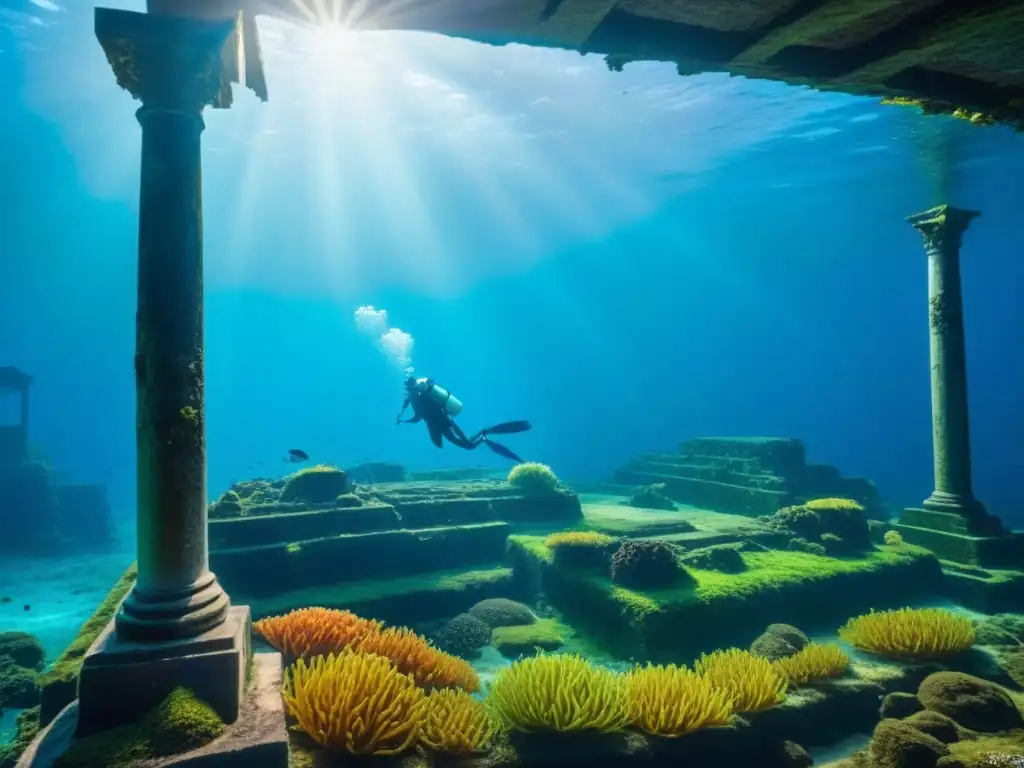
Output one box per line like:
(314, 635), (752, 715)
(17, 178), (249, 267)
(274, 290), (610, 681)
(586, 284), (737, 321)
(16, 649), (287, 768)
(77, 605), (251, 737)
(116, 570), (231, 642)
(896, 507), (1024, 568)
(921, 490), (991, 520)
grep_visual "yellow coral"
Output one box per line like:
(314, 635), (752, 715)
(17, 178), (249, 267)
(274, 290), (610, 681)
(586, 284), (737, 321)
(883, 530), (903, 546)
(487, 654), (629, 733)
(507, 462), (559, 494)
(839, 608), (975, 658)
(283, 650), (426, 756)
(354, 626), (481, 693)
(695, 648), (786, 713)
(625, 663), (733, 736)
(421, 689), (494, 754)
(253, 607), (382, 660)
(545, 531), (614, 548)
(803, 498), (863, 511)
(773, 643), (850, 686)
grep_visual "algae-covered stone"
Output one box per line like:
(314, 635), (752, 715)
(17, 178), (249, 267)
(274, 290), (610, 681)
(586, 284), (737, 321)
(917, 672), (1023, 732)
(903, 711), (962, 745)
(750, 623), (808, 661)
(679, 543), (747, 573)
(974, 613), (1024, 646)
(468, 598), (536, 628)
(0, 631), (45, 670)
(280, 465), (350, 504)
(54, 687), (224, 768)
(491, 618), (565, 658)
(0, 657), (39, 708)
(870, 718), (950, 768)
(881, 691), (925, 719)
(611, 539), (691, 590)
(622, 483), (676, 511)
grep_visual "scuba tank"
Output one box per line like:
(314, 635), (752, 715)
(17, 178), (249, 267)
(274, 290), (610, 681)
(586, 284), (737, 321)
(416, 378), (463, 416)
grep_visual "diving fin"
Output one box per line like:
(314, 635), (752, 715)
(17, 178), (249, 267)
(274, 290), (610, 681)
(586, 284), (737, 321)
(481, 420), (532, 436)
(483, 439), (523, 462)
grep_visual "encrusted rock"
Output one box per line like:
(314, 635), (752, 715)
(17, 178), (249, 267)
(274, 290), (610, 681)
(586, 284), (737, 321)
(917, 671), (1023, 732)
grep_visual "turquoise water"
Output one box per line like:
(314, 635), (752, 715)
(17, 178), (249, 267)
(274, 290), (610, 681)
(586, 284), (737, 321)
(2, 0), (1024, 757)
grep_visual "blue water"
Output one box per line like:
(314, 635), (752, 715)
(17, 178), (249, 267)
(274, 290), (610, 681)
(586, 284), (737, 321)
(1, 0), (1023, 720)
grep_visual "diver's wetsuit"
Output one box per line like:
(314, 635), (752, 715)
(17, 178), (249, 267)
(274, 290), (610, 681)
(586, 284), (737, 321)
(396, 378), (530, 462)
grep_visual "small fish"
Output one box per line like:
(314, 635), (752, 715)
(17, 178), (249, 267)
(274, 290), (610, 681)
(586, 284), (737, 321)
(23, 604), (30, 612)
(1, 596), (10, 604)
(284, 449), (309, 464)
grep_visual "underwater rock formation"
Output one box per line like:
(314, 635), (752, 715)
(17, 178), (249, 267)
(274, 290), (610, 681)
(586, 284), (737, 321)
(916, 671), (1023, 733)
(622, 482), (676, 511)
(610, 539), (691, 591)
(346, 461), (406, 484)
(750, 623), (809, 661)
(611, 437), (885, 519)
(766, 498), (873, 555)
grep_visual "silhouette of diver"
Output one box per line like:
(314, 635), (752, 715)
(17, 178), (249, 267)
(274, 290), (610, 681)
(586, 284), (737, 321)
(396, 376), (531, 462)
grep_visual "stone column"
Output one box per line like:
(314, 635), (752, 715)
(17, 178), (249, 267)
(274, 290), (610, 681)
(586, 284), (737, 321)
(95, 7), (234, 642)
(906, 205), (991, 521)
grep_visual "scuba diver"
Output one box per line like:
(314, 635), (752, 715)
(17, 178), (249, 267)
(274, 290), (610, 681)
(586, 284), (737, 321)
(396, 376), (531, 462)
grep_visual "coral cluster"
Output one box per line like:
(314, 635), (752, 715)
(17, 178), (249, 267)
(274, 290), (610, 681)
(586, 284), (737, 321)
(611, 539), (690, 590)
(467, 598), (537, 628)
(432, 613), (492, 659)
(694, 648), (787, 713)
(768, 497), (871, 555)
(839, 607), (976, 658)
(507, 462), (560, 494)
(625, 663), (732, 736)
(772, 643), (850, 686)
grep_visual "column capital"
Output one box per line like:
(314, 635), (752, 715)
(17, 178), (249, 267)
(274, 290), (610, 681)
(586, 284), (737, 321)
(94, 7), (239, 114)
(906, 205), (980, 253)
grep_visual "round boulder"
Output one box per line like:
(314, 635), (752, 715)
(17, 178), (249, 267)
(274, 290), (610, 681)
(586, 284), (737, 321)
(917, 671), (1023, 732)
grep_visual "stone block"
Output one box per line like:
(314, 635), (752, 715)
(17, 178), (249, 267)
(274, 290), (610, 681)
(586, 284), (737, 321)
(896, 513), (1024, 568)
(16, 651), (287, 768)
(76, 606), (251, 736)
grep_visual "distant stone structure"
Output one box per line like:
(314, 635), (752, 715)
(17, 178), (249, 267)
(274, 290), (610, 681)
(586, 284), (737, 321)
(611, 437), (884, 519)
(0, 366), (116, 556)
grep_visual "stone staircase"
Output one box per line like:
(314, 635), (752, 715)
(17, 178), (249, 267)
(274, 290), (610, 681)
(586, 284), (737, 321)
(209, 480), (582, 623)
(611, 437), (884, 518)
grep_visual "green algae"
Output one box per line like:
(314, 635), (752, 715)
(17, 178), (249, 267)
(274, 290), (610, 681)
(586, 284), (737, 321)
(491, 618), (567, 657)
(54, 687), (223, 768)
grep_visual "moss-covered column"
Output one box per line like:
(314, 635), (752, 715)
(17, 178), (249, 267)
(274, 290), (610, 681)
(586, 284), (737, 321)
(907, 205), (987, 520)
(95, 7), (236, 641)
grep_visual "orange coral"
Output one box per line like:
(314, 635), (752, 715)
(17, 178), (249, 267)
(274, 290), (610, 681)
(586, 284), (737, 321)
(354, 627), (481, 693)
(253, 607), (382, 659)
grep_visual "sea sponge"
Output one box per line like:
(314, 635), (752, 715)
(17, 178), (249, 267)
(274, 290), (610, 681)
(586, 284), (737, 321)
(284, 650), (425, 756)
(421, 688), (494, 755)
(916, 671), (1024, 732)
(749, 623), (808, 661)
(695, 648), (787, 713)
(487, 654), (629, 733)
(468, 598), (536, 628)
(545, 531), (616, 569)
(611, 539), (689, 590)
(839, 608), (976, 658)
(625, 663), (733, 736)
(253, 607), (382, 660)
(507, 462), (560, 494)
(432, 614), (492, 659)
(280, 464), (350, 504)
(354, 627), (481, 692)
(772, 643), (850, 686)
(884, 530), (904, 546)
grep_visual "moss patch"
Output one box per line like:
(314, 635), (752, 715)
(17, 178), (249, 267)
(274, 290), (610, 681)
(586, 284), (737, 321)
(511, 537), (943, 662)
(248, 566), (516, 625)
(39, 563), (137, 724)
(0, 706), (40, 768)
(491, 618), (567, 658)
(946, 729), (1024, 767)
(54, 687), (224, 768)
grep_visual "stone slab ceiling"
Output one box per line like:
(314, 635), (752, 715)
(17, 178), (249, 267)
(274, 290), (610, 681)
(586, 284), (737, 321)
(172, 0), (1023, 126)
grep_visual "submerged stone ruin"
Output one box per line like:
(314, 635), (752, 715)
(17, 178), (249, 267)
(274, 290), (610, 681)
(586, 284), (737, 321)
(0, 366), (115, 556)
(608, 436), (884, 519)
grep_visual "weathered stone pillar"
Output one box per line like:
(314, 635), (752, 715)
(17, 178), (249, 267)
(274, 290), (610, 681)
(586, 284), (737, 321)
(70, 6), (253, 738)
(897, 205), (1024, 573)
(910, 205), (985, 519)
(96, 7), (232, 643)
